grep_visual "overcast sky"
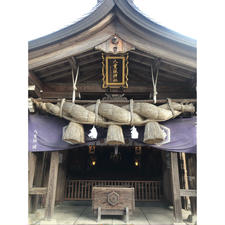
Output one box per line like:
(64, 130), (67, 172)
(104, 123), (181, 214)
(28, 0), (198, 41)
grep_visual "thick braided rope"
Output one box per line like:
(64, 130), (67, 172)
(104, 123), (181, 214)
(167, 98), (175, 119)
(180, 100), (186, 113)
(59, 98), (66, 118)
(129, 99), (134, 126)
(94, 99), (101, 126)
(33, 99), (194, 126)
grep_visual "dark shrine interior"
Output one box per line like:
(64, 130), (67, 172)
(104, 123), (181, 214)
(66, 146), (164, 181)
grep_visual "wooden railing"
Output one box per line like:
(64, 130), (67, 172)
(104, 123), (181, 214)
(65, 180), (161, 201)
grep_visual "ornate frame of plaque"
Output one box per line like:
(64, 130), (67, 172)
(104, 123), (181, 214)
(102, 53), (128, 88)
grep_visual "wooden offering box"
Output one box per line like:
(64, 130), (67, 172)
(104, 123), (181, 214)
(92, 186), (135, 222)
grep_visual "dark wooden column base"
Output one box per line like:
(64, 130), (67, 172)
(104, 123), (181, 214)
(170, 152), (183, 222)
(45, 151), (59, 219)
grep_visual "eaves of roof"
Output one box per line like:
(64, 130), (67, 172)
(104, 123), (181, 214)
(28, 0), (196, 51)
(28, 0), (115, 51)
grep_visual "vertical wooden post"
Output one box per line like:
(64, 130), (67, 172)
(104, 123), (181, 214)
(56, 152), (68, 203)
(32, 152), (46, 212)
(45, 151), (59, 219)
(170, 152), (182, 222)
(186, 154), (197, 217)
(182, 152), (190, 208)
(28, 152), (37, 212)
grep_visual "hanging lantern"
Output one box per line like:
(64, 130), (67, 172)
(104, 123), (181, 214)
(89, 145), (96, 154)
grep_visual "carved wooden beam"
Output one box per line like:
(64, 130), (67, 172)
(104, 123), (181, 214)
(34, 98), (196, 104)
(29, 71), (45, 97)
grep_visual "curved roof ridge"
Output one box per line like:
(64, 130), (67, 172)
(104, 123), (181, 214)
(28, 0), (115, 51)
(115, 0), (196, 48)
(29, 0), (196, 51)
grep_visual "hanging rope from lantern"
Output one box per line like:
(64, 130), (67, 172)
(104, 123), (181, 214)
(151, 59), (160, 104)
(71, 65), (79, 104)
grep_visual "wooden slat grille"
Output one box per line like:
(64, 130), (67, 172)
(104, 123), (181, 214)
(65, 180), (161, 201)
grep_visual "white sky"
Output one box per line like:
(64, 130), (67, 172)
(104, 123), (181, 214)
(28, 0), (198, 41)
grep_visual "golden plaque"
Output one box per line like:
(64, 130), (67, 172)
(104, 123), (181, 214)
(102, 53), (128, 88)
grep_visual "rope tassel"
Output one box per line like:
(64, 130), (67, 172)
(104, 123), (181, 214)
(72, 65), (79, 104)
(151, 59), (160, 104)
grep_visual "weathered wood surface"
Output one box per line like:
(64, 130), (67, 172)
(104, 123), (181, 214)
(115, 18), (196, 68)
(29, 187), (48, 195)
(56, 152), (68, 203)
(32, 152), (46, 212)
(28, 152), (37, 212)
(92, 187), (135, 214)
(186, 154), (197, 216)
(95, 36), (135, 54)
(45, 152), (59, 219)
(28, 152), (37, 189)
(65, 180), (161, 201)
(179, 152), (190, 209)
(170, 152), (183, 222)
(29, 19), (196, 70)
(29, 21), (115, 69)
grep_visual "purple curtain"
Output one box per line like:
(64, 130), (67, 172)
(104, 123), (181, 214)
(29, 113), (196, 153)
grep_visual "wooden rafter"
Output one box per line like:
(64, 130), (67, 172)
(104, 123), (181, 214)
(76, 50), (101, 59)
(39, 66), (71, 79)
(34, 59), (68, 72)
(43, 72), (72, 82)
(129, 57), (194, 79)
(29, 71), (45, 97)
(78, 57), (101, 67)
(78, 73), (99, 83)
(130, 50), (196, 73)
(129, 64), (188, 82)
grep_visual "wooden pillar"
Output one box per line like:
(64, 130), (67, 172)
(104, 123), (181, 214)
(56, 152), (67, 203)
(28, 152), (37, 212)
(32, 152), (46, 212)
(170, 152), (182, 222)
(182, 152), (190, 209)
(186, 154), (197, 216)
(178, 152), (190, 210)
(45, 151), (59, 219)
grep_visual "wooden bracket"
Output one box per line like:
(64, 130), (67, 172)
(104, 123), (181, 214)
(95, 35), (135, 54)
(29, 71), (44, 98)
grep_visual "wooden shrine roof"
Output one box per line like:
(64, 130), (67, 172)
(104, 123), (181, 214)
(28, 0), (196, 101)
(29, 0), (196, 51)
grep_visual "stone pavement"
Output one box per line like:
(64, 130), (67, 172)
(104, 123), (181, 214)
(29, 201), (195, 225)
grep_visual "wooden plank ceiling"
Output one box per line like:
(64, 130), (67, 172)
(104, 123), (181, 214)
(29, 49), (196, 100)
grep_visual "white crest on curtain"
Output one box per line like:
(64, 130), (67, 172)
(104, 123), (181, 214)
(155, 125), (170, 146)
